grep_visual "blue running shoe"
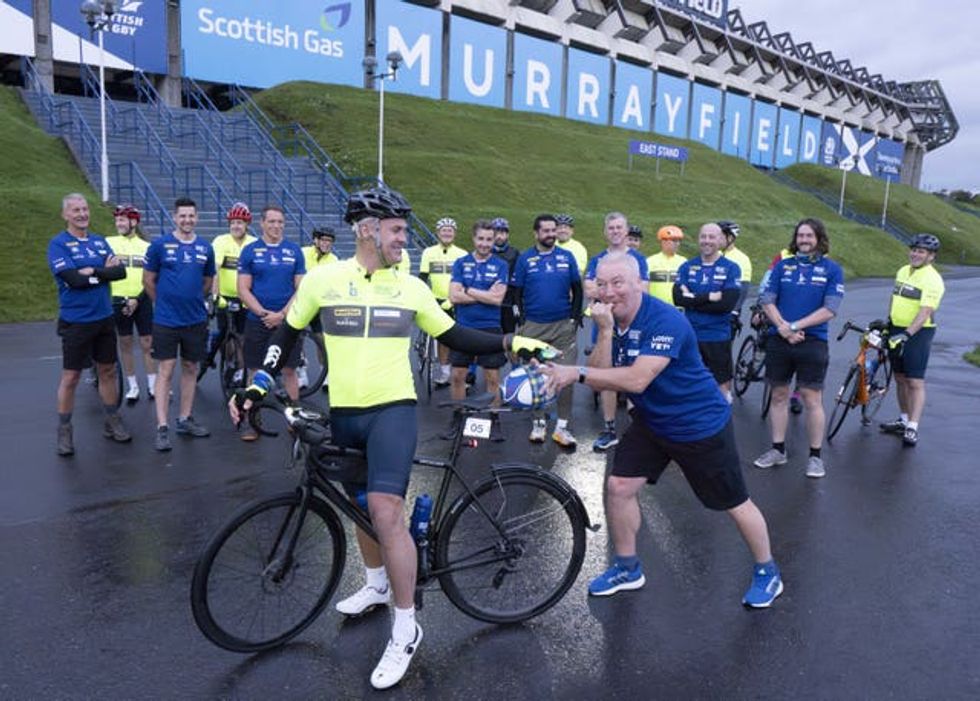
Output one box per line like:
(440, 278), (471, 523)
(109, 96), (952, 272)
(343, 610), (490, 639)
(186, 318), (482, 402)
(742, 561), (783, 608)
(588, 563), (646, 596)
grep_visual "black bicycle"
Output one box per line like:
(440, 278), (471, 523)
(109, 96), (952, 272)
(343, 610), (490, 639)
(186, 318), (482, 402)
(732, 303), (773, 418)
(413, 328), (435, 399)
(190, 393), (594, 653)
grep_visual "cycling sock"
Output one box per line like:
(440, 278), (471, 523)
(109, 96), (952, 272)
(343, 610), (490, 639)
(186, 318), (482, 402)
(391, 606), (417, 645)
(772, 442), (786, 453)
(58, 412), (72, 425)
(906, 421), (918, 431)
(614, 554), (640, 571)
(604, 419), (616, 432)
(103, 403), (119, 416)
(366, 566), (388, 591)
(127, 375), (138, 389)
(900, 413), (909, 424)
(556, 418), (568, 430)
(809, 447), (821, 458)
(148, 373), (157, 388)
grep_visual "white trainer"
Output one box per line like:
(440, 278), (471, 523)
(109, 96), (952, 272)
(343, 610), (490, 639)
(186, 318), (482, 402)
(370, 624), (423, 690)
(529, 419), (547, 443)
(125, 385), (140, 403)
(334, 584), (391, 616)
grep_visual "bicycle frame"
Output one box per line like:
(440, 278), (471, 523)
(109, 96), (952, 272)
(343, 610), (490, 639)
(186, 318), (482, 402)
(838, 321), (889, 408)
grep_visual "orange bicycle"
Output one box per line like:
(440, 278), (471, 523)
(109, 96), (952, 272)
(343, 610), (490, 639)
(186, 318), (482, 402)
(826, 320), (892, 441)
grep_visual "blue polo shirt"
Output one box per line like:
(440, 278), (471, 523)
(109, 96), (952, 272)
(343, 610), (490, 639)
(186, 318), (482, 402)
(144, 233), (216, 327)
(584, 248), (650, 282)
(238, 239), (306, 322)
(47, 231), (115, 323)
(451, 253), (508, 329)
(675, 256), (741, 342)
(758, 255), (845, 341)
(511, 246), (581, 323)
(613, 294), (730, 442)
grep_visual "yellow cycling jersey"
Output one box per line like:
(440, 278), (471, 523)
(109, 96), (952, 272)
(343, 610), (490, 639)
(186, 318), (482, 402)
(302, 246), (340, 271)
(394, 248), (412, 274)
(646, 251), (687, 305)
(105, 235), (150, 298)
(723, 245), (753, 283)
(890, 264), (944, 328)
(287, 258), (455, 409)
(558, 238), (588, 274)
(419, 244), (467, 300)
(212, 233), (257, 298)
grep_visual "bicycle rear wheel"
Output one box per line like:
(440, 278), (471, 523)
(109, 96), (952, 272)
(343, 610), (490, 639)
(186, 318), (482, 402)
(191, 492), (346, 653)
(219, 334), (244, 398)
(861, 354), (892, 423)
(827, 365), (860, 441)
(733, 336), (757, 397)
(435, 472), (586, 624)
(298, 331), (328, 398)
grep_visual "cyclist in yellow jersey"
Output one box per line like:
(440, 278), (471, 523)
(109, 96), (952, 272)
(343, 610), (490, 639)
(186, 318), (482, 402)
(230, 185), (556, 690)
(555, 214), (588, 274)
(210, 203), (256, 383)
(106, 204), (156, 403)
(302, 227), (340, 270)
(879, 234), (945, 446)
(419, 218), (467, 386)
(646, 224), (686, 305)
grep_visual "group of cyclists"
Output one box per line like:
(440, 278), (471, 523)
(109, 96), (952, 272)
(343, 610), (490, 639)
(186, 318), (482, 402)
(47, 184), (945, 689)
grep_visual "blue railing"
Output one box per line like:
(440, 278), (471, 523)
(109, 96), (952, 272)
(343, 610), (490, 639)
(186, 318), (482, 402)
(240, 168), (319, 240)
(110, 161), (173, 233)
(177, 164), (234, 214)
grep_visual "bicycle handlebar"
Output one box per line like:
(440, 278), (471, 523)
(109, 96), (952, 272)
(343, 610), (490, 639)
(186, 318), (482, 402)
(836, 320), (866, 342)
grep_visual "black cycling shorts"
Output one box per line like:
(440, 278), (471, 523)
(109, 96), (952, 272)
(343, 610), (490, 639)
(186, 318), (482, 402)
(243, 319), (301, 369)
(112, 295), (153, 337)
(764, 336), (829, 389)
(888, 325), (935, 380)
(612, 418), (749, 511)
(332, 403), (418, 497)
(151, 322), (207, 362)
(449, 326), (506, 368)
(58, 316), (117, 371)
(697, 340), (733, 384)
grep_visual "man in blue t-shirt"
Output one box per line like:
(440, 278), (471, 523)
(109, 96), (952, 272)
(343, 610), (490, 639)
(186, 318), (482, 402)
(754, 218), (845, 479)
(446, 221), (508, 438)
(512, 214), (583, 446)
(584, 212), (650, 452)
(143, 197), (216, 451)
(541, 252), (783, 609)
(673, 222), (742, 402)
(47, 193), (131, 455)
(237, 205), (306, 439)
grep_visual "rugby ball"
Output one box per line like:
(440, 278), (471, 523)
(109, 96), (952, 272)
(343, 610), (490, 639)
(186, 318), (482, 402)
(500, 366), (555, 410)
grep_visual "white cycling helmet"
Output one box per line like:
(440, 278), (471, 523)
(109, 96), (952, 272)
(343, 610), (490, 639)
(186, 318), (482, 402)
(436, 217), (457, 230)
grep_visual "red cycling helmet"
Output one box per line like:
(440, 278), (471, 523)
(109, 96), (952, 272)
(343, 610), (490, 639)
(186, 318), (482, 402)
(226, 202), (253, 223)
(113, 204), (141, 223)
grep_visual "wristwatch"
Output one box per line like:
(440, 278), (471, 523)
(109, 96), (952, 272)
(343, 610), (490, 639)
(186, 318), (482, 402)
(789, 322), (799, 332)
(577, 366), (589, 384)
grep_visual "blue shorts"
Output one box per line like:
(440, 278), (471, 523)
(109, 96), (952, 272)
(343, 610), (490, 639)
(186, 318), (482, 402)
(888, 325), (935, 380)
(331, 403), (417, 497)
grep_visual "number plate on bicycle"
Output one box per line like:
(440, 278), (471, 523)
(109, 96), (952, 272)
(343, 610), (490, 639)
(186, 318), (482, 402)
(462, 417), (492, 440)
(228, 300), (241, 312)
(866, 331), (882, 349)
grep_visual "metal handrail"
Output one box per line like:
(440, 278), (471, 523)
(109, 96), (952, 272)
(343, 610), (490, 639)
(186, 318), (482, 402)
(48, 100), (102, 178)
(133, 107), (178, 194)
(110, 161), (173, 233)
(178, 164), (234, 214)
(182, 76), (220, 113)
(133, 69), (161, 106)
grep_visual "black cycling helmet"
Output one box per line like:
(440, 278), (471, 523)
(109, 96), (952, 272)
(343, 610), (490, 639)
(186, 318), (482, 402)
(312, 227), (335, 240)
(718, 220), (740, 238)
(555, 213), (575, 226)
(628, 225), (643, 238)
(909, 233), (940, 252)
(491, 217), (510, 231)
(344, 185), (412, 224)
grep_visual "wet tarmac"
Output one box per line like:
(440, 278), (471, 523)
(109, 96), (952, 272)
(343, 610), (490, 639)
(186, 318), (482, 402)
(2, 275), (979, 700)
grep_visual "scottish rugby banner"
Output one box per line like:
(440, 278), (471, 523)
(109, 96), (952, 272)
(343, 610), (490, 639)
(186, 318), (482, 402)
(690, 83), (723, 149)
(721, 92), (751, 159)
(654, 72), (690, 139)
(613, 60), (653, 130)
(54, 0), (167, 72)
(566, 48), (609, 125)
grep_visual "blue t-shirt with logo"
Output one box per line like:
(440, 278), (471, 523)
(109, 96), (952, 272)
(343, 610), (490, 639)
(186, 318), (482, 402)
(451, 253), (508, 329)
(675, 256), (742, 342)
(758, 255), (845, 341)
(238, 239), (306, 322)
(144, 233), (216, 327)
(584, 248), (650, 282)
(614, 294), (731, 442)
(47, 231), (115, 323)
(511, 246), (581, 323)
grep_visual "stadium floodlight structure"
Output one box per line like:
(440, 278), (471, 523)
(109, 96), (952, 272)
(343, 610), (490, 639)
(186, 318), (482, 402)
(362, 51), (403, 184)
(80, 0), (115, 203)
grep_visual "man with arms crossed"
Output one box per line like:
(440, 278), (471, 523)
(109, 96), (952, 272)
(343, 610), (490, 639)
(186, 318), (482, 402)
(542, 253), (782, 608)
(48, 193), (130, 455)
(231, 185), (555, 689)
(754, 218), (844, 478)
(143, 197), (216, 451)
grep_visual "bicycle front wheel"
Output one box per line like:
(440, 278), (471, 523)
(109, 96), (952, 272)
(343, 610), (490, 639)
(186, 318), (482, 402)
(435, 473), (586, 624)
(190, 492), (346, 653)
(298, 331), (328, 398)
(827, 365), (860, 441)
(219, 334), (244, 398)
(733, 336), (756, 397)
(861, 354), (892, 423)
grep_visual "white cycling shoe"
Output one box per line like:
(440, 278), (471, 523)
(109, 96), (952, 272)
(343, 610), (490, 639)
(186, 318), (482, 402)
(334, 584), (391, 616)
(370, 624), (423, 690)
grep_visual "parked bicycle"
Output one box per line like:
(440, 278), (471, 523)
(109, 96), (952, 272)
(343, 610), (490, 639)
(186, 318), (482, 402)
(413, 328), (435, 399)
(732, 303), (773, 419)
(190, 392), (595, 653)
(826, 319), (892, 441)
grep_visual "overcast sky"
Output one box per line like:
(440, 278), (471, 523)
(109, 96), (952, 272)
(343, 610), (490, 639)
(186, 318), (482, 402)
(733, 0), (978, 193)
